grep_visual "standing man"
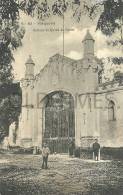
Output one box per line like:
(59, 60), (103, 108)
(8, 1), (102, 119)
(69, 139), (75, 157)
(92, 139), (100, 161)
(42, 143), (50, 169)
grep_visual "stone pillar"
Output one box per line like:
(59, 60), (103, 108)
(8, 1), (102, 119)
(25, 55), (35, 79)
(76, 93), (100, 149)
(37, 108), (43, 147)
(32, 107), (44, 148)
(75, 107), (81, 147)
(82, 30), (95, 58)
(17, 106), (33, 147)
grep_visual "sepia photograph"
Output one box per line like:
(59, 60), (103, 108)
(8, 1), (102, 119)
(0, 0), (123, 194)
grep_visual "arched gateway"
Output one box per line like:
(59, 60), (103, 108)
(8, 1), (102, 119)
(16, 30), (102, 150)
(15, 30), (123, 150)
(42, 91), (75, 153)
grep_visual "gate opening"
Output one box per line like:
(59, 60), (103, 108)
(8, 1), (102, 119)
(42, 91), (75, 153)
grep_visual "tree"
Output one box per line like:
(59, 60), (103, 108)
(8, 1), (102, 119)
(114, 71), (123, 82)
(0, 92), (22, 141)
(18, 0), (123, 41)
(82, 0), (123, 81)
(83, 0), (123, 46)
(0, 0), (25, 141)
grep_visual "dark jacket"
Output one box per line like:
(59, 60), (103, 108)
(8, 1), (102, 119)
(93, 142), (100, 152)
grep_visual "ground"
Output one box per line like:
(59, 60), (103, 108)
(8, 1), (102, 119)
(0, 154), (123, 195)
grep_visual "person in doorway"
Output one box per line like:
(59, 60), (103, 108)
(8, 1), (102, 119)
(42, 143), (50, 169)
(69, 139), (75, 157)
(92, 139), (100, 161)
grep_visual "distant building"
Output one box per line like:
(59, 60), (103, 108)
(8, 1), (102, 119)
(11, 30), (123, 151)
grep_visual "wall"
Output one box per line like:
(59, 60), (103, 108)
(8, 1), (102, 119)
(97, 84), (123, 147)
(17, 52), (100, 148)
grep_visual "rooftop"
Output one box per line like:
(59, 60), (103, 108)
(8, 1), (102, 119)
(25, 55), (35, 65)
(83, 30), (95, 42)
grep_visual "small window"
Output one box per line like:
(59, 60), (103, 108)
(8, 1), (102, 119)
(108, 101), (116, 121)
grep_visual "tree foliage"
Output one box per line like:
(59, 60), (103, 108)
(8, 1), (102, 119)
(97, 0), (123, 37)
(0, 93), (22, 140)
(113, 70), (123, 84)
(83, 0), (123, 45)
(0, 0), (25, 141)
(19, 0), (123, 44)
(19, 0), (69, 18)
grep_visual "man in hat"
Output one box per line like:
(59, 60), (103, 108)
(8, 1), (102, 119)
(92, 139), (100, 161)
(69, 139), (75, 157)
(42, 143), (50, 169)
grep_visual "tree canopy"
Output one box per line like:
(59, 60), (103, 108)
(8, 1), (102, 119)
(18, 0), (123, 41)
(0, 0), (24, 141)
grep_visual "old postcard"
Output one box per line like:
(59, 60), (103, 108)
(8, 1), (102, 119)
(0, 0), (123, 194)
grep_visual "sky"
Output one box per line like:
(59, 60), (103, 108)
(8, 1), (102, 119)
(13, 8), (123, 80)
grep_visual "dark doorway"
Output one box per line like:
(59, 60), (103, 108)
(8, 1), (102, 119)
(42, 91), (75, 153)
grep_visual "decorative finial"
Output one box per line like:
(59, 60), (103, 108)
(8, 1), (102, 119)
(82, 29), (95, 42)
(25, 55), (35, 65)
